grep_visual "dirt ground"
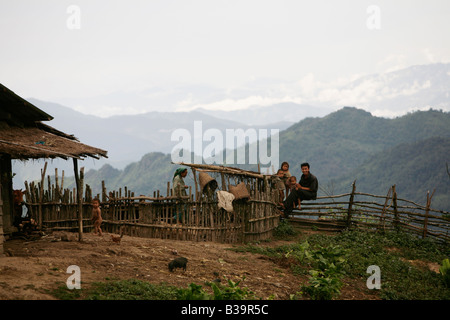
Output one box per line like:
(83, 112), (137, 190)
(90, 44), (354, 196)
(0, 230), (378, 300)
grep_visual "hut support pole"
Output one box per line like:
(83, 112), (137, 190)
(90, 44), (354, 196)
(38, 162), (47, 229)
(0, 179), (4, 256)
(73, 158), (84, 241)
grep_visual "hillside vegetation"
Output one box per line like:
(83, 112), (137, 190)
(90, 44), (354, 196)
(336, 136), (450, 210)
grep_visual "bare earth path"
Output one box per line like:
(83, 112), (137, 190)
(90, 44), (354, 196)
(0, 231), (376, 300)
(0, 231), (305, 300)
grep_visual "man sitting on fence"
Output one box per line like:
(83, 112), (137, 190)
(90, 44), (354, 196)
(282, 163), (318, 218)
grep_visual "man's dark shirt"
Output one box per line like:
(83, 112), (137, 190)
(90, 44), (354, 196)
(299, 173), (318, 199)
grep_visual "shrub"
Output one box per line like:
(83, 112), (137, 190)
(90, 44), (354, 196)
(176, 277), (257, 300)
(301, 244), (348, 300)
(439, 258), (450, 287)
(86, 279), (179, 300)
(273, 219), (297, 238)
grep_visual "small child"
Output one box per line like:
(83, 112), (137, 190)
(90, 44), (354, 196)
(280, 162), (291, 186)
(275, 169), (286, 204)
(285, 176), (302, 209)
(286, 176), (297, 195)
(91, 198), (103, 236)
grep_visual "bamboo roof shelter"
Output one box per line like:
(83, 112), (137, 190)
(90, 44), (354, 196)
(0, 84), (107, 160)
(0, 83), (108, 253)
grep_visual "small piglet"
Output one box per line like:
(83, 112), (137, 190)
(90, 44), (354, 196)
(168, 257), (188, 272)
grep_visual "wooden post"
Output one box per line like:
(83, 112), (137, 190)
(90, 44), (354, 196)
(191, 168), (199, 203)
(38, 162), (48, 229)
(392, 185), (399, 231)
(101, 180), (106, 202)
(346, 180), (356, 228)
(0, 178), (4, 256)
(55, 168), (60, 202)
(379, 187), (392, 233)
(73, 158), (84, 242)
(167, 181), (170, 198)
(422, 189), (435, 238)
(60, 170), (65, 195)
(220, 172), (226, 191)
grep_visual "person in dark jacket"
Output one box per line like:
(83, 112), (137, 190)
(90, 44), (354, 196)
(282, 162), (318, 217)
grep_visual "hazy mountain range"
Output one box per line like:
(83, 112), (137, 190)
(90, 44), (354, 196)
(54, 62), (450, 121)
(11, 63), (450, 211)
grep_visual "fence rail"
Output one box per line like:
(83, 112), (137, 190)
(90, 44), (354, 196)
(288, 182), (450, 243)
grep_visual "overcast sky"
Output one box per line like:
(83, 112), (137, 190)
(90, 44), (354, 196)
(1, 0), (450, 117)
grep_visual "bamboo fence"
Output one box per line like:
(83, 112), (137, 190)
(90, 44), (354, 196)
(21, 165), (449, 244)
(289, 181), (450, 243)
(22, 164), (280, 244)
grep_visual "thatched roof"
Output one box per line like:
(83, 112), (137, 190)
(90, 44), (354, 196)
(0, 83), (108, 160)
(0, 83), (53, 124)
(0, 122), (108, 160)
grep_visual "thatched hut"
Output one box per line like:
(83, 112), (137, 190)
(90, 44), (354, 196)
(0, 83), (107, 254)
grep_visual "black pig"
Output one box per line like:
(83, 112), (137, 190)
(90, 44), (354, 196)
(168, 257), (188, 272)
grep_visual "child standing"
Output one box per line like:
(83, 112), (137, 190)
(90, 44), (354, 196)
(280, 162), (292, 186)
(280, 162), (292, 200)
(91, 198), (103, 236)
(275, 169), (286, 204)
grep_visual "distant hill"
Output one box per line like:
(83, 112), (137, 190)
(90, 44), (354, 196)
(57, 152), (191, 198)
(12, 99), (292, 186)
(28, 99), (292, 167)
(197, 102), (332, 126)
(278, 107), (450, 182)
(81, 152), (176, 197)
(55, 107), (449, 212)
(334, 136), (450, 211)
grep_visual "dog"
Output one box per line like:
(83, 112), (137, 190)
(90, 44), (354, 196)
(168, 257), (188, 272)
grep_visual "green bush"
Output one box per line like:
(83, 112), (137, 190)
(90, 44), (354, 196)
(303, 271), (343, 300)
(87, 279), (179, 300)
(439, 258), (450, 288)
(301, 244), (348, 300)
(209, 277), (256, 300)
(306, 230), (450, 300)
(176, 277), (257, 300)
(176, 283), (211, 300)
(273, 220), (297, 238)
